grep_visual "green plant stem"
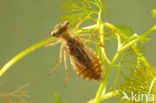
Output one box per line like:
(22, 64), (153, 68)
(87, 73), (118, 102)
(105, 52), (120, 80)
(94, 9), (111, 103)
(94, 24), (156, 103)
(0, 37), (56, 77)
(103, 22), (156, 68)
(94, 52), (120, 103)
(97, 8), (109, 73)
(115, 33), (122, 50)
(100, 90), (118, 102)
(74, 24), (97, 34)
(87, 90), (118, 103)
(99, 23), (107, 74)
(119, 25), (156, 52)
(103, 22), (128, 39)
(119, 25), (156, 67)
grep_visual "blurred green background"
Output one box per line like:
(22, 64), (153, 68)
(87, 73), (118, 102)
(0, 0), (156, 103)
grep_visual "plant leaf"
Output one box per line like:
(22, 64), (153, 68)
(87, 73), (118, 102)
(61, 0), (102, 27)
(117, 25), (133, 36)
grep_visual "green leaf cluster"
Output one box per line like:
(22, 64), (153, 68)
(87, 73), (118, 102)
(119, 67), (156, 103)
(61, 0), (108, 27)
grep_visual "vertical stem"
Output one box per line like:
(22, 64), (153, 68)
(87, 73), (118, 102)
(94, 77), (106, 103)
(94, 52), (120, 103)
(99, 24), (106, 74)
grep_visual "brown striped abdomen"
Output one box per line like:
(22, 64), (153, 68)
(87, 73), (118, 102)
(66, 37), (102, 81)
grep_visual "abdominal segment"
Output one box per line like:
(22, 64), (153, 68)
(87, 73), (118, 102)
(68, 40), (102, 81)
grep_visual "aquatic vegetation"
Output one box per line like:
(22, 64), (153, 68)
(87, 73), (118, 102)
(0, 0), (156, 103)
